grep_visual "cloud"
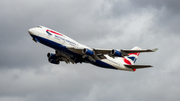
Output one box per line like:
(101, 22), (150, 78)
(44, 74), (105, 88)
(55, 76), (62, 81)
(1, 0), (180, 101)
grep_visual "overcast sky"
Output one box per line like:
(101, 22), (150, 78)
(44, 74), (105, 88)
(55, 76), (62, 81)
(0, 0), (180, 101)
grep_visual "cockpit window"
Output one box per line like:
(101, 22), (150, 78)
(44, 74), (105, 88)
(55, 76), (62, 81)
(37, 26), (42, 28)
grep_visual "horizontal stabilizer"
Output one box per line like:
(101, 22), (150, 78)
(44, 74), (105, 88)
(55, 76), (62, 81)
(125, 65), (152, 69)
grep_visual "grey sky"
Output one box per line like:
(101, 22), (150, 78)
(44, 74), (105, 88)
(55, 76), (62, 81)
(0, 0), (180, 101)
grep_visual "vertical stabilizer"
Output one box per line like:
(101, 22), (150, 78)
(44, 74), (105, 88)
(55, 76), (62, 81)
(123, 46), (142, 65)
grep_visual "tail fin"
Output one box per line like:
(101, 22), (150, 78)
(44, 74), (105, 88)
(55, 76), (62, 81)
(123, 46), (142, 65)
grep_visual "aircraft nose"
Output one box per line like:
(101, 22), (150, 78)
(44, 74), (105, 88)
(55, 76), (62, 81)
(28, 28), (36, 35)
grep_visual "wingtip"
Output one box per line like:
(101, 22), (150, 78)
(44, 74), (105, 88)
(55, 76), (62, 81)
(152, 48), (158, 52)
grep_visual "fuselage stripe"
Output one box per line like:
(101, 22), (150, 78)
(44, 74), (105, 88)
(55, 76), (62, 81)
(46, 29), (63, 36)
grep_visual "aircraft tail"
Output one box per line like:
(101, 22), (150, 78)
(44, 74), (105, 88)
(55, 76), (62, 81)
(123, 46), (141, 65)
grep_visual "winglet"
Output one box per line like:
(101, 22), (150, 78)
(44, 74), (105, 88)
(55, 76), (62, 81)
(151, 48), (158, 52)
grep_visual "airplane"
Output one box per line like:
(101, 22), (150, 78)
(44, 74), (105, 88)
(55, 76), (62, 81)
(28, 26), (158, 71)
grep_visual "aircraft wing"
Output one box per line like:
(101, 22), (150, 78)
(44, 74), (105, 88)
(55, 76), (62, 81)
(93, 48), (158, 57)
(67, 47), (113, 55)
(121, 48), (158, 53)
(66, 47), (108, 60)
(67, 47), (158, 56)
(94, 48), (158, 54)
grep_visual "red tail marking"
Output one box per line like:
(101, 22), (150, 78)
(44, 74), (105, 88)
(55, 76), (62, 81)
(129, 53), (140, 56)
(123, 58), (132, 65)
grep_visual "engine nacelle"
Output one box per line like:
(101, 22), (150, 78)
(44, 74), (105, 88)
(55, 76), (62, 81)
(111, 50), (123, 57)
(47, 53), (60, 64)
(83, 48), (94, 56)
(48, 58), (60, 64)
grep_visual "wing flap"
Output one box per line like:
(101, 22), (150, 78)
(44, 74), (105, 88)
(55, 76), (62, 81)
(93, 48), (112, 54)
(66, 47), (84, 55)
(125, 65), (152, 69)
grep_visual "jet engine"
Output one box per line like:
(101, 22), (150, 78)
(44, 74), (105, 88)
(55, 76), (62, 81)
(47, 53), (60, 64)
(83, 48), (94, 56)
(111, 50), (123, 57)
